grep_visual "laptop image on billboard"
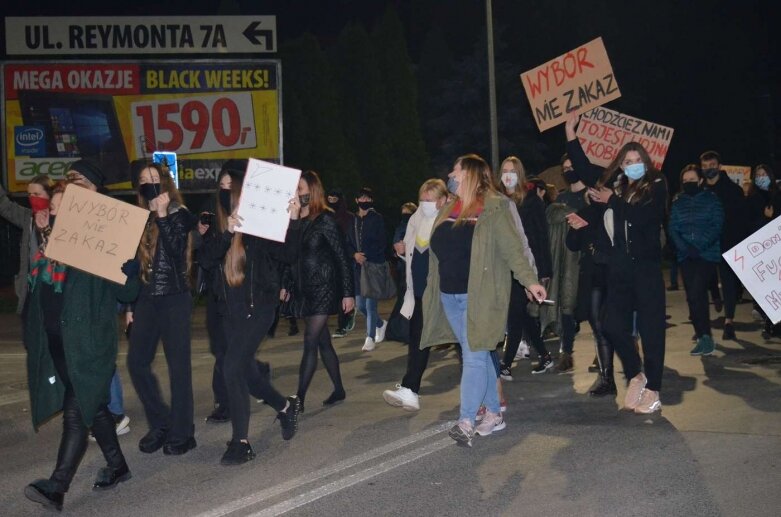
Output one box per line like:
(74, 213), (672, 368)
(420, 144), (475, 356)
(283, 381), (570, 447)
(18, 91), (131, 185)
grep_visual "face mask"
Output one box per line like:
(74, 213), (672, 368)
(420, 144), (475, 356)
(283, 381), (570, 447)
(139, 183), (160, 202)
(682, 182), (700, 196)
(299, 194), (311, 207)
(624, 163), (646, 181)
(447, 177), (459, 195)
(703, 168), (720, 180)
(357, 201), (373, 211)
(501, 172), (519, 189)
(419, 201), (438, 218)
(755, 176), (771, 191)
(219, 189), (232, 214)
(563, 169), (580, 184)
(29, 196), (50, 214)
(327, 199), (340, 209)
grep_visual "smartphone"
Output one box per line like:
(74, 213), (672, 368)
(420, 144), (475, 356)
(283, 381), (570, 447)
(566, 212), (589, 228)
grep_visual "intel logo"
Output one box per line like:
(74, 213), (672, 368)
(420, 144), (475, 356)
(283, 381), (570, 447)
(16, 127), (45, 147)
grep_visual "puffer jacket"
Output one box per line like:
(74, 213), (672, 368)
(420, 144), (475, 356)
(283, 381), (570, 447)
(285, 213), (354, 316)
(669, 189), (724, 263)
(141, 203), (197, 296)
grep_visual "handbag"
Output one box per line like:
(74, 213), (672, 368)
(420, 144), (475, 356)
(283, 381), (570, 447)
(279, 285), (307, 318)
(360, 261), (397, 300)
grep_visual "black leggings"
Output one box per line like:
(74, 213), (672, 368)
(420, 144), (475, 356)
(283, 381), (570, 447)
(47, 333), (125, 492)
(222, 307), (287, 442)
(206, 294), (229, 409)
(297, 314), (344, 404)
(588, 285), (613, 373)
(503, 279), (548, 366)
(401, 297), (430, 393)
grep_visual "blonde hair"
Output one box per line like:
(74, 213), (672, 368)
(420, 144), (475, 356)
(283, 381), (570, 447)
(418, 178), (448, 200)
(498, 156), (527, 204)
(453, 154), (496, 225)
(136, 164), (192, 285)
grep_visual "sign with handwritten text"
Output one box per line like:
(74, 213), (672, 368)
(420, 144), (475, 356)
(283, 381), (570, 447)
(235, 159), (301, 242)
(521, 37), (621, 132)
(45, 184), (149, 283)
(724, 215), (781, 324)
(721, 165), (751, 187)
(577, 106), (674, 170)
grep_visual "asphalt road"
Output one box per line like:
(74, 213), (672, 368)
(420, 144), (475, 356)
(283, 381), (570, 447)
(0, 290), (779, 516)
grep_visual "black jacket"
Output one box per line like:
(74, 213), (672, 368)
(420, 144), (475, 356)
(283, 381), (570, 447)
(518, 195), (553, 279)
(141, 205), (196, 296)
(566, 202), (611, 321)
(706, 172), (748, 250)
(197, 222), (300, 315)
(608, 177), (668, 264)
(746, 188), (781, 234)
(286, 213), (354, 316)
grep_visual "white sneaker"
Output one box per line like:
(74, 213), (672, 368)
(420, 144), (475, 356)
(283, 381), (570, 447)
(383, 384), (420, 411)
(514, 340), (530, 361)
(375, 320), (387, 343)
(362, 337), (376, 351)
(474, 411), (506, 436)
(752, 309), (763, 321)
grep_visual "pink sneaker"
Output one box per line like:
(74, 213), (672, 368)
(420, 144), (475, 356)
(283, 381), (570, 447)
(500, 399), (507, 413)
(624, 373), (647, 410)
(475, 411), (506, 436)
(634, 389), (662, 414)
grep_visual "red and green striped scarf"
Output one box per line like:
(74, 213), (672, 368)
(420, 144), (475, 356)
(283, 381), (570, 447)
(29, 249), (67, 293)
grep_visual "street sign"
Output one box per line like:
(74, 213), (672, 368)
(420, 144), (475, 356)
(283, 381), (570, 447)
(4, 16), (277, 55)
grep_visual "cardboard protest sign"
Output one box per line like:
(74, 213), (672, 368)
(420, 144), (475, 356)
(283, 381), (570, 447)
(45, 184), (149, 283)
(521, 37), (621, 132)
(235, 159), (301, 242)
(721, 165), (751, 186)
(576, 106), (674, 170)
(723, 216), (781, 324)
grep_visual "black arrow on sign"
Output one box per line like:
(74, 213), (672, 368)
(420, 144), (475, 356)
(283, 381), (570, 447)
(243, 21), (274, 50)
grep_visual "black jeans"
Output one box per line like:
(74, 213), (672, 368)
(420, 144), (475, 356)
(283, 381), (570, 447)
(206, 294), (229, 410)
(603, 258), (666, 391)
(503, 279), (548, 366)
(222, 306), (287, 442)
(127, 292), (194, 443)
(681, 259), (717, 338)
(401, 297), (430, 394)
(47, 333), (126, 492)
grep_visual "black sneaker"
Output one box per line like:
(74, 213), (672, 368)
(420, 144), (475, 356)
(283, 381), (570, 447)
(713, 298), (724, 313)
(220, 440), (256, 466)
(206, 405), (230, 424)
(139, 428), (168, 453)
(277, 396), (301, 441)
(499, 366), (513, 381)
(163, 436), (197, 456)
(531, 355), (554, 374)
(722, 323), (736, 341)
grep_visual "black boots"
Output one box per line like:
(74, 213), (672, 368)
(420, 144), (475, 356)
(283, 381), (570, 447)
(24, 479), (64, 512)
(589, 341), (617, 397)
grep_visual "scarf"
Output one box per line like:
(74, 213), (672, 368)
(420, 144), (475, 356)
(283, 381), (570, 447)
(29, 248), (67, 293)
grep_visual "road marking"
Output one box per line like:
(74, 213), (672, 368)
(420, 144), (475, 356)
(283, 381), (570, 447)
(196, 421), (454, 517)
(250, 437), (454, 517)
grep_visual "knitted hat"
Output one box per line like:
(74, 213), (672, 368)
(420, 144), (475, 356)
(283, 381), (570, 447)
(68, 160), (105, 187)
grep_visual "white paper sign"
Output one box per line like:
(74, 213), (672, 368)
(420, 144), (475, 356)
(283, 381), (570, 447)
(235, 159), (301, 242)
(723, 215), (781, 324)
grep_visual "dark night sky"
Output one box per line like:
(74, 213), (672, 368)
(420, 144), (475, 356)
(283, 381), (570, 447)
(2, 0), (779, 187)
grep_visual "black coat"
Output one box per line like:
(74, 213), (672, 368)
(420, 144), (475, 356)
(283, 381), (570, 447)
(197, 222), (300, 315)
(746, 188), (781, 234)
(518, 195), (553, 279)
(707, 172), (749, 250)
(566, 203), (610, 322)
(287, 213), (354, 316)
(142, 204), (197, 296)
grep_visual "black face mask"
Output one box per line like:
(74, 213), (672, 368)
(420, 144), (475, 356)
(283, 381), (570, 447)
(139, 183), (160, 202)
(703, 168), (720, 180)
(357, 201), (373, 211)
(299, 194), (311, 207)
(327, 200), (340, 210)
(219, 189), (232, 214)
(563, 169), (580, 184)
(682, 182), (700, 196)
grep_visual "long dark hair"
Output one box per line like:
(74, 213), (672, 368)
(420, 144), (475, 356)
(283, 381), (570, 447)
(216, 170), (246, 287)
(600, 142), (665, 205)
(300, 170), (332, 220)
(748, 163), (778, 197)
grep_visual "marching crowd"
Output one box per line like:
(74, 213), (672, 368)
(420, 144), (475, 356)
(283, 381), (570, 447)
(2, 113), (778, 512)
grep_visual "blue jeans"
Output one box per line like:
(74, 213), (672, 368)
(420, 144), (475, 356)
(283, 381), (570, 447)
(440, 293), (500, 424)
(356, 295), (381, 339)
(108, 368), (124, 416)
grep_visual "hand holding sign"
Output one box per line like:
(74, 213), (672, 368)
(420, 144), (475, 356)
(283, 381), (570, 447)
(235, 159), (301, 242)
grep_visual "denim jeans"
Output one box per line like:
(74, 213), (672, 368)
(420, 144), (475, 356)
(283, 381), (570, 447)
(440, 292), (500, 424)
(108, 368), (124, 416)
(355, 295), (381, 339)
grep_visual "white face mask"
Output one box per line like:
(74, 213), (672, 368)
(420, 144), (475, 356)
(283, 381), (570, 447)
(419, 201), (438, 218)
(501, 172), (519, 188)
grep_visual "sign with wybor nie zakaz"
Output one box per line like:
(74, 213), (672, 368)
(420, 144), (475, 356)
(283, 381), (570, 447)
(2, 60), (281, 193)
(5, 16), (277, 55)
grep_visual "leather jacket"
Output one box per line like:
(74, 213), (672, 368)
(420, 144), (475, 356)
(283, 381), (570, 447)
(141, 203), (196, 296)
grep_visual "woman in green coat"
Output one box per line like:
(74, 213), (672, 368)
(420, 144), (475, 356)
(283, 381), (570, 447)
(422, 154), (547, 447)
(23, 162), (141, 513)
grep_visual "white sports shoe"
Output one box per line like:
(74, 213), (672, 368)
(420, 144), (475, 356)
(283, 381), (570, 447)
(382, 384), (420, 411)
(514, 340), (530, 361)
(374, 320), (388, 343)
(474, 411), (506, 436)
(362, 337), (376, 351)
